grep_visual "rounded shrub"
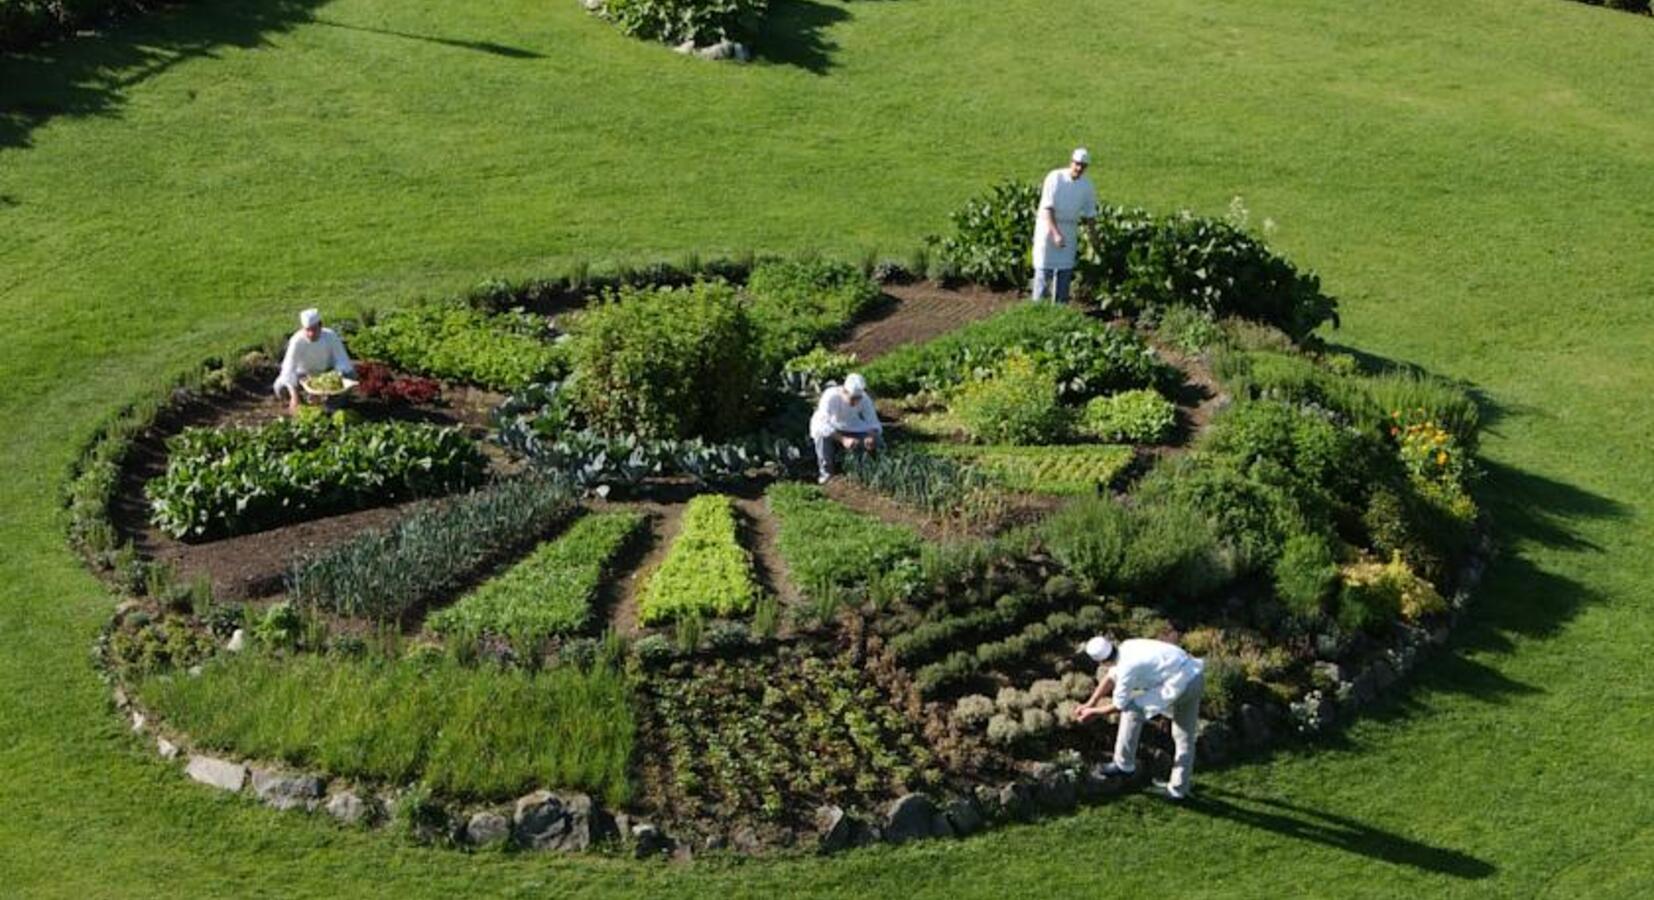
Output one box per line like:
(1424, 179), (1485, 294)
(1082, 389), (1178, 443)
(1273, 532), (1339, 621)
(950, 353), (1072, 445)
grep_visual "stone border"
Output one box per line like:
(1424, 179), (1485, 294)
(96, 530), (1492, 859)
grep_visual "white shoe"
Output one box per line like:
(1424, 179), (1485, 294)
(1152, 779), (1188, 801)
(1099, 762), (1135, 778)
(817, 473), (831, 485)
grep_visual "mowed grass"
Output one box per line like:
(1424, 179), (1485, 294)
(136, 654), (636, 805)
(0, 0), (1651, 897)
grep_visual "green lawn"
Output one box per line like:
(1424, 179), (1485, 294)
(3, 0), (1652, 896)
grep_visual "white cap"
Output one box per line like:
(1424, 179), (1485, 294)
(299, 308), (322, 329)
(844, 373), (868, 395)
(1083, 636), (1114, 662)
(1072, 147), (1091, 164)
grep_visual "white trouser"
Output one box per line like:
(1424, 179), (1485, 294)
(1112, 673), (1204, 792)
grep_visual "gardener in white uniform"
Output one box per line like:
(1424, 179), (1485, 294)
(1031, 148), (1100, 302)
(1075, 635), (1206, 800)
(272, 308), (356, 415)
(809, 373), (883, 484)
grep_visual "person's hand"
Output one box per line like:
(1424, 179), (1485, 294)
(1052, 231), (1066, 248)
(1076, 705), (1098, 723)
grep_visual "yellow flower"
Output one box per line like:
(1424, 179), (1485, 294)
(1436, 451), (1448, 465)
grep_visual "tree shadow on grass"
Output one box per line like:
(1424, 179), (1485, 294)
(753, 0), (852, 74)
(308, 18), (544, 60)
(1184, 787), (1496, 880)
(0, 1), (326, 153)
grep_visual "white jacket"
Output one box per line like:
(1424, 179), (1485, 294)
(809, 387), (881, 440)
(1109, 639), (1205, 718)
(273, 328), (354, 397)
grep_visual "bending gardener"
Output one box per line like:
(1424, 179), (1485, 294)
(1076, 635), (1206, 800)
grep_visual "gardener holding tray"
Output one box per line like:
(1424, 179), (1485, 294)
(1075, 635), (1206, 801)
(272, 308), (356, 415)
(809, 373), (883, 484)
(1031, 147), (1100, 303)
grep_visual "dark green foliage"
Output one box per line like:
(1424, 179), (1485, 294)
(349, 301), (567, 391)
(567, 281), (763, 440)
(146, 415), (487, 540)
(1040, 497), (1132, 588)
(1274, 532), (1339, 620)
(1081, 206), (1339, 340)
(766, 482), (921, 600)
(1, 0), (156, 52)
(745, 258), (882, 366)
(287, 475), (578, 621)
(913, 604), (1107, 698)
(932, 180), (1040, 288)
(862, 303), (1164, 398)
(1040, 494), (1233, 601)
(843, 447), (990, 514)
(1336, 575), (1402, 635)
(1199, 399), (1382, 514)
(599, 0), (770, 46)
(887, 593), (1042, 667)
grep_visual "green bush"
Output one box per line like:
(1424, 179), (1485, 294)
(599, 0), (769, 46)
(1040, 497), (1132, 589)
(1135, 457), (1307, 573)
(288, 475), (578, 621)
(950, 353), (1072, 445)
(1082, 389), (1178, 443)
(1274, 532), (1339, 620)
(350, 301), (566, 391)
(746, 258), (882, 365)
(638, 495), (762, 624)
(1200, 399), (1384, 517)
(932, 180), (1041, 289)
(138, 654), (634, 805)
(862, 303), (1163, 398)
(567, 281), (763, 440)
(887, 593), (1041, 667)
(1081, 205), (1339, 341)
(1118, 497), (1234, 601)
(1336, 569), (1403, 635)
(1151, 305), (1224, 354)
(427, 512), (647, 646)
(766, 482), (921, 600)
(783, 347), (859, 387)
(147, 415), (487, 539)
(0, 0), (156, 52)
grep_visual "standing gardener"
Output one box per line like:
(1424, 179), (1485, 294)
(1075, 634), (1206, 800)
(1031, 148), (1100, 302)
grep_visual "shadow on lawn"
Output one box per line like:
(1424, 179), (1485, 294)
(309, 18), (544, 60)
(0, 1), (325, 153)
(754, 0), (852, 74)
(1186, 787), (1496, 880)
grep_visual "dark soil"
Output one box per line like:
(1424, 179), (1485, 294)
(603, 500), (684, 638)
(110, 366), (508, 602)
(834, 281), (1020, 362)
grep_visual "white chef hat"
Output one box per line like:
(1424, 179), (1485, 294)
(1072, 147), (1091, 164)
(299, 308), (322, 329)
(1082, 635), (1114, 662)
(844, 373), (868, 395)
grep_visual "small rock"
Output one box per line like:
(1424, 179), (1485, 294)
(695, 39), (739, 61)
(187, 665), (204, 678)
(513, 790), (614, 852)
(156, 737), (180, 761)
(972, 784), (1002, 820)
(251, 769), (325, 811)
(1369, 659), (1398, 692)
(944, 797), (983, 836)
(1239, 703), (1272, 747)
(731, 42), (751, 63)
(884, 793), (941, 844)
(130, 710), (146, 733)
(674, 40), (695, 55)
(111, 686), (129, 710)
(326, 791), (369, 825)
(1031, 764), (1078, 812)
(702, 833), (727, 851)
(997, 781), (1035, 821)
(730, 825), (762, 854)
(113, 599), (143, 624)
(815, 804), (853, 854)
(466, 811), (511, 847)
(226, 629), (246, 653)
(1312, 661), (1346, 686)
(1196, 719), (1231, 765)
(185, 755), (247, 792)
(632, 823), (673, 859)
(581, 0), (604, 10)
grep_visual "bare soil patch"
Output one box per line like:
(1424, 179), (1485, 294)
(835, 281), (1020, 362)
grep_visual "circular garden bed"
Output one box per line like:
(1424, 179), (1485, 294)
(69, 197), (1491, 859)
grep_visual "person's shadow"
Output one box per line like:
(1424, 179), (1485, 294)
(1184, 787), (1496, 880)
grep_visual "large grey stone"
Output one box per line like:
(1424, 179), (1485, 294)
(884, 793), (942, 844)
(251, 769), (325, 811)
(944, 797), (983, 836)
(512, 791), (614, 852)
(466, 811), (511, 847)
(1239, 703), (1273, 747)
(185, 755), (247, 792)
(1030, 763), (1078, 812)
(632, 823), (673, 859)
(326, 791), (369, 825)
(1196, 719), (1232, 765)
(815, 804), (853, 854)
(730, 825), (762, 854)
(997, 781), (1036, 822)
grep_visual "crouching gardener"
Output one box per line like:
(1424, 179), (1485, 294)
(809, 373), (883, 484)
(1075, 635), (1206, 801)
(273, 308), (355, 415)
